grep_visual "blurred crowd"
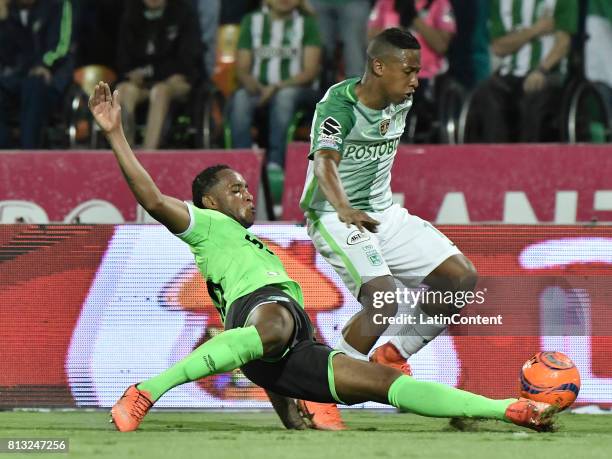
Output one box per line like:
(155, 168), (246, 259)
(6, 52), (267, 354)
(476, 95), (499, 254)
(0, 0), (610, 165)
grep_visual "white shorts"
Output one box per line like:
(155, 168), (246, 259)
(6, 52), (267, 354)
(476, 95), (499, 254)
(306, 204), (462, 297)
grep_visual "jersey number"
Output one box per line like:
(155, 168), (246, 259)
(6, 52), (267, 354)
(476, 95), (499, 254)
(206, 280), (227, 322)
(245, 234), (274, 255)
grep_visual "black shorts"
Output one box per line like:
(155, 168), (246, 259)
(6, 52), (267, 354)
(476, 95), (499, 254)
(225, 286), (343, 404)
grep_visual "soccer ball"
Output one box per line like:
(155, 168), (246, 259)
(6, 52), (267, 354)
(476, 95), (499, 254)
(519, 351), (581, 410)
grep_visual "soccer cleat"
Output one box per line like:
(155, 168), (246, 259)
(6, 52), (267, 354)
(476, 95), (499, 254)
(297, 400), (347, 431)
(110, 384), (154, 432)
(504, 398), (557, 432)
(370, 342), (412, 376)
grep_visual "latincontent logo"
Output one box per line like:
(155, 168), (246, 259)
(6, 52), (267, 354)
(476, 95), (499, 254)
(369, 286), (502, 328)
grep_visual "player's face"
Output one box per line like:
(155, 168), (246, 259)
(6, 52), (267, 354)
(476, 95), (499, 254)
(143, 0), (166, 10)
(212, 169), (256, 228)
(267, 0), (300, 14)
(382, 49), (421, 105)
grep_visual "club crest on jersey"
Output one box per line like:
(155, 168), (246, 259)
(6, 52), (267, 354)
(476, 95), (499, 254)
(379, 119), (390, 136)
(347, 230), (371, 245)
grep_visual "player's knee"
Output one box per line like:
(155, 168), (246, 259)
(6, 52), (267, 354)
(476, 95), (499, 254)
(150, 82), (170, 100)
(454, 262), (478, 293)
(117, 83), (138, 110)
(360, 276), (397, 309)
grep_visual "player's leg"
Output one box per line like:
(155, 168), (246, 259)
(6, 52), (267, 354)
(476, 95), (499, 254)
(331, 354), (556, 431)
(307, 211), (397, 361)
(111, 294), (296, 431)
(365, 206), (466, 362)
(143, 76), (191, 149)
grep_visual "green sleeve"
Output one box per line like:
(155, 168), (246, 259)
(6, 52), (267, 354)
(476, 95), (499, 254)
(309, 93), (356, 159)
(302, 15), (321, 47)
(554, 0), (578, 35)
(237, 14), (253, 50)
(174, 204), (213, 247)
(488, 0), (505, 40)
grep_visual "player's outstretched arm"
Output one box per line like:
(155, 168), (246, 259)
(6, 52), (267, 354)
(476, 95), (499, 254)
(314, 150), (380, 233)
(88, 82), (190, 234)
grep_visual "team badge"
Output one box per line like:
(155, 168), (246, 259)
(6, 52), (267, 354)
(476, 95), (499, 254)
(379, 119), (390, 136)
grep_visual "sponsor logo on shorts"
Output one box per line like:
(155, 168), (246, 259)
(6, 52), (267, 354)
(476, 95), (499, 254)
(365, 249), (383, 266)
(347, 230), (371, 245)
(379, 118), (390, 136)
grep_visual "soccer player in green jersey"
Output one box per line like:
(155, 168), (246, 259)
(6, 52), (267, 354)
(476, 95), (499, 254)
(88, 81), (555, 433)
(299, 28), (479, 427)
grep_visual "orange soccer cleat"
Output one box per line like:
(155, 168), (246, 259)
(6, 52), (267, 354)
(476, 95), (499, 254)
(109, 384), (154, 432)
(504, 398), (557, 432)
(297, 400), (347, 431)
(370, 342), (412, 376)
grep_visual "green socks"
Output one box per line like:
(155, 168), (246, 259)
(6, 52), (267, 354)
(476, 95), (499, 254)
(387, 376), (515, 421)
(137, 326), (264, 401)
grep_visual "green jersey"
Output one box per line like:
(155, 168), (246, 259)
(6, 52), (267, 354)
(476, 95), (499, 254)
(237, 7), (320, 85)
(489, 0), (578, 77)
(300, 78), (412, 213)
(176, 204), (304, 322)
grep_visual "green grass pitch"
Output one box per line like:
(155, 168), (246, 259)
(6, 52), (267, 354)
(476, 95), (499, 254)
(1, 410), (611, 459)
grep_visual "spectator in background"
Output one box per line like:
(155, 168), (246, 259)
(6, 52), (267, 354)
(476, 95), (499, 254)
(470, 0), (578, 142)
(585, 0), (612, 111)
(228, 0), (321, 172)
(74, 0), (124, 68)
(0, 0), (75, 149)
(369, 0), (455, 142)
(446, 0), (490, 90)
(310, 0), (370, 88)
(193, 0), (220, 78)
(219, 0), (260, 26)
(116, 0), (201, 150)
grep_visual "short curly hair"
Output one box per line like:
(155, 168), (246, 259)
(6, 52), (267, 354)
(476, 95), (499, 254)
(191, 164), (231, 209)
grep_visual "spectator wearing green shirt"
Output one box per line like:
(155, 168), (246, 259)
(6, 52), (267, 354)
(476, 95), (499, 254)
(228, 0), (322, 170)
(470, 0), (578, 142)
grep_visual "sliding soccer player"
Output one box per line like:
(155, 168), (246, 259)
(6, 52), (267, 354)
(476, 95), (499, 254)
(88, 82), (555, 434)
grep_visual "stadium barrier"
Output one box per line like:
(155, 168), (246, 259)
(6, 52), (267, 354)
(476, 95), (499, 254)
(1, 224), (611, 408)
(0, 150), (263, 223)
(283, 143), (612, 223)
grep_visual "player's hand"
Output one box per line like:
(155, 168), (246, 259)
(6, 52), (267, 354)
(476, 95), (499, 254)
(257, 85), (278, 107)
(533, 13), (554, 36)
(337, 206), (380, 233)
(29, 66), (52, 84)
(88, 81), (122, 134)
(523, 70), (546, 93)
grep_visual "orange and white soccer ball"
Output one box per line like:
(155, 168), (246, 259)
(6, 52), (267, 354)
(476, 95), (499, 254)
(520, 351), (581, 410)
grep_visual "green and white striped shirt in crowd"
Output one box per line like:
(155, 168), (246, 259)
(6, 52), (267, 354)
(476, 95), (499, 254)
(489, 0), (578, 77)
(300, 78), (412, 214)
(237, 7), (320, 85)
